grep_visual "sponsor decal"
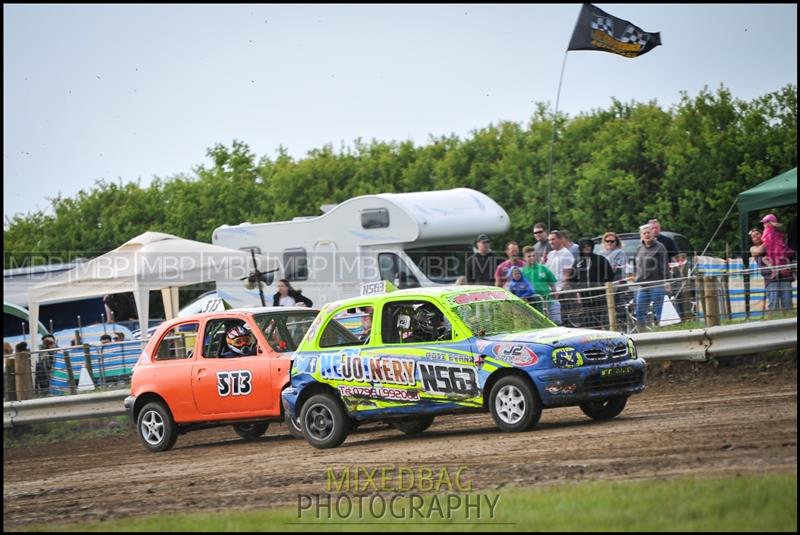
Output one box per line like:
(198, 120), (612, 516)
(552, 347), (583, 368)
(581, 334), (615, 343)
(600, 366), (634, 377)
(491, 343), (539, 366)
(319, 352), (416, 386)
(475, 339), (492, 353)
(545, 382), (578, 395)
(627, 339), (637, 359)
(338, 385), (420, 402)
(424, 352), (474, 365)
(419, 363), (479, 396)
(448, 290), (508, 306)
(216, 370), (253, 397)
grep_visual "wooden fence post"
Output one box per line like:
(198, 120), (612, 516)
(14, 350), (34, 401)
(696, 270), (707, 326)
(704, 276), (721, 327)
(5, 356), (17, 401)
(606, 282), (617, 332)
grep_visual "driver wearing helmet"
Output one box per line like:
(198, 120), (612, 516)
(406, 303), (449, 343)
(222, 324), (256, 357)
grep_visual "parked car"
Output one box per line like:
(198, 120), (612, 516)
(125, 307), (318, 452)
(593, 231), (696, 322)
(593, 231), (694, 270)
(282, 283), (646, 449)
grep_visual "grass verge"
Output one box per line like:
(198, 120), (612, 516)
(28, 473), (797, 532)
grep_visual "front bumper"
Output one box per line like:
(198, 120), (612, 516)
(534, 359), (647, 407)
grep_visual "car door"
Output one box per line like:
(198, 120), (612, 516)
(191, 316), (274, 417)
(373, 297), (481, 408)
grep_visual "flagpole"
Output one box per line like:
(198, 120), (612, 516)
(547, 50), (569, 233)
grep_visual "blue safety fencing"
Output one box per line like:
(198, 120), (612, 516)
(48, 342), (143, 395)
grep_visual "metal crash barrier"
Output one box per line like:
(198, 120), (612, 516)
(3, 318), (797, 427)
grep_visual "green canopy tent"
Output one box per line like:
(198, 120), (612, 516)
(4, 301), (49, 337)
(736, 167), (797, 316)
(737, 167), (797, 255)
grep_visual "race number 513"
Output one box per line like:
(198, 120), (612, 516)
(217, 370), (253, 396)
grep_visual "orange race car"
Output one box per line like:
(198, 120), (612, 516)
(125, 307), (317, 452)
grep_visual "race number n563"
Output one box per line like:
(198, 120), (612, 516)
(419, 363), (478, 396)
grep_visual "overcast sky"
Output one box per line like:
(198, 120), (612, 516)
(3, 4), (797, 220)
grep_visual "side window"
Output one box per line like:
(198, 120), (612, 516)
(284, 248), (309, 281)
(361, 208), (390, 229)
(319, 309), (368, 348)
(155, 322), (199, 361)
(202, 318), (258, 358)
(381, 300), (452, 344)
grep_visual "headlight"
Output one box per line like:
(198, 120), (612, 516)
(551, 347), (584, 368)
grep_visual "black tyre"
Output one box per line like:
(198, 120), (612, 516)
(137, 401), (178, 453)
(300, 394), (351, 449)
(390, 415), (435, 435)
(232, 422), (269, 439)
(285, 412), (305, 439)
(489, 375), (542, 432)
(579, 395), (628, 420)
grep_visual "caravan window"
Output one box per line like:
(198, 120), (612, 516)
(361, 208), (390, 229)
(405, 244), (473, 284)
(283, 248), (309, 281)
(378, 253), (419, 289)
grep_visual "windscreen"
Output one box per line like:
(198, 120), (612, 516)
(451, 297), (555, 336)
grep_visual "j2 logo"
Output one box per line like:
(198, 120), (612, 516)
(217, 370), (253, 397)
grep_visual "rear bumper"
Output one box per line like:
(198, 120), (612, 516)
(123, 395), (136, 422)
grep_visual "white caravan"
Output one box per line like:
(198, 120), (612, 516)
(211, 188), (509, 308)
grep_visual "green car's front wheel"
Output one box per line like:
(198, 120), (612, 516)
(300, 394), (351, 449)
(489, 375), (542, 432)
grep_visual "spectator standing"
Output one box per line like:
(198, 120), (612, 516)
(633, 224), (669, 327)
(749, 228), (771, 313)
(648, 219), (678, 262)
(507, 266), (535, 300)
(599, 232), (627, 281)
(35, 334), (58, 395)
(532, 222), (552, 264)
(494, 241), (525, 288)
(521, 245), (557, 316)
(272, 279), (313, 307)
(545, 231), (575, 325)
(465, 234), (498, 285)
(560, 231), (580, 261)
(760, 214), (795, 312)
(570, 238), (614, 328)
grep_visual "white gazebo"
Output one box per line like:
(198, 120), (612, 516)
(27, 231), (274, 349)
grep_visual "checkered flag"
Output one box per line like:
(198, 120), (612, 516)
(591, 16), (614, 37)
(620, 25), (650, 46)
(568, 4), (661, 58)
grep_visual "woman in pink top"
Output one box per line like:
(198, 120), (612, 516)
(760, 214), (795, 312)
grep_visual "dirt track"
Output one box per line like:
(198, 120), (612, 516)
(3, 354), (797, 529)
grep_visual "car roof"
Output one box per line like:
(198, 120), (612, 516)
(323, 284), (508, 310)
(166, 306), (318, 324)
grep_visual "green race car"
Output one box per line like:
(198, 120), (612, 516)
(282, 283), (646, 449)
